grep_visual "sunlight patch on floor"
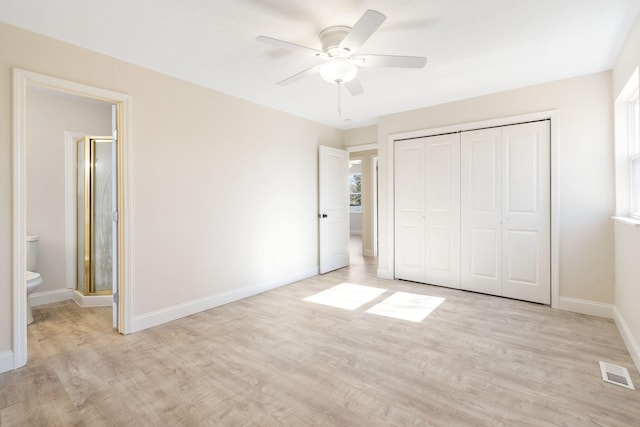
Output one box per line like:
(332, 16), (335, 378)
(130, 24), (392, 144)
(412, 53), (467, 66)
(366, 291), (445, 322)
(303, 284), (445, 322)
(303, 283), (387, 310)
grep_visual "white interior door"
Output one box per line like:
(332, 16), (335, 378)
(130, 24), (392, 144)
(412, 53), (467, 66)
(111, 105), (118, 329)
(319, 145), (349, 274)
(461, 128), (503, 296)
(394, 138), (426, 282)
(461, 121), (550, 303)
(501, 121), (550, 304)
(424, 134), (461, 288)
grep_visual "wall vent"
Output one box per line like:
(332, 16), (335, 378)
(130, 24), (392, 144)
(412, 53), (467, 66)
(599, 361), (635, 390)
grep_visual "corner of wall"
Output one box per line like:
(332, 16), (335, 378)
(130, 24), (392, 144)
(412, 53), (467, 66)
(556, 296), (614, 319)
(614, 306), (640, 373)
(130, 266), (318, 333)
(0, 351), (14, 374)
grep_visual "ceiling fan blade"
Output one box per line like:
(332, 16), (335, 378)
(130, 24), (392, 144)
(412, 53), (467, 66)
(256, 36), (327, 59)
(345, 77), (364, 96)
(276, 65), (320, 86)
(339, 10), (386, 55)
(353, 54), (427, 68)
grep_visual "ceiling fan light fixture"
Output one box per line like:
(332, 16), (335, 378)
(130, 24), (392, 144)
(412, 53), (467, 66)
(320, 61), (358, 84)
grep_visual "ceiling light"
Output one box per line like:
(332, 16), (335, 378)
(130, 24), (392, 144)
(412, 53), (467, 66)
(320, 61), (358, 84)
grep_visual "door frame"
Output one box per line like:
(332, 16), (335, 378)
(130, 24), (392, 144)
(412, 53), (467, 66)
(385, 110), (560, 308)
(12, 69), (132, 369)
(347, 143), (379, 257)
(372, 155), (379, 257)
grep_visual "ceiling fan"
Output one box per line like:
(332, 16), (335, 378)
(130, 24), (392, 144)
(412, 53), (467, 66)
(256, 10), (427, 97)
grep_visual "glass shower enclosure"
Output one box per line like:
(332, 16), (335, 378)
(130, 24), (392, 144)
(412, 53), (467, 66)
(77, 136), (113, 296)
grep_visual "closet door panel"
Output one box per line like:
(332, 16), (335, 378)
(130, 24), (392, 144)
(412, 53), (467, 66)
(425, 134), (460, 288)
(501, 121), (550, 304)
(461, 128), (502, 295)
(395, 139), (426, 282)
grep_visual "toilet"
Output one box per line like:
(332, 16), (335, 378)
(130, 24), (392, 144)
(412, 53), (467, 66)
(27, 235), (43, 325)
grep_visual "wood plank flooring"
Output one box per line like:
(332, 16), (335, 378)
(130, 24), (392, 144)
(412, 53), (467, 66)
(1, 241), (639, 426)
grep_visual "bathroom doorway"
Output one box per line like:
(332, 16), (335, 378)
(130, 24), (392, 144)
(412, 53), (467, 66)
(75, 136), (115, 298)
(12, 69), (132, 369)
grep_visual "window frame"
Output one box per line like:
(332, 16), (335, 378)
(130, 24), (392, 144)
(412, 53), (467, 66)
(629, 89), (640, 219)
(614, 67), (640, 220)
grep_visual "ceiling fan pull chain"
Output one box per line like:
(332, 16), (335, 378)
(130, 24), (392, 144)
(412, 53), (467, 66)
(337, 81), (342, 116)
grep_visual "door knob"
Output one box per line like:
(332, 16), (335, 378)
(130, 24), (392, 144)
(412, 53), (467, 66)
(318, 213), (328, 218)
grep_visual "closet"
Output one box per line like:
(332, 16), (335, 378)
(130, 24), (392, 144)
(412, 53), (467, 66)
(394, 120), (550, 304)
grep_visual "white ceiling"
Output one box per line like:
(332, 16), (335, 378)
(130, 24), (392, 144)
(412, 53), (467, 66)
(2, 0), (639, 129)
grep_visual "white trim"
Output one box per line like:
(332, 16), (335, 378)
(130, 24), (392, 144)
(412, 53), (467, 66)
(347, 143), (377, 152)
(120, 92), (134, 335)
(131, 267), (317, 333)
(556, 296), (614, 318)
(613, 306), (640, 373)
(64, 131), (84, 290)
(12, 68), (133, 371)
(383, 110), (560, 308)
(612, 216), (640, 227)
(550, 114), (560, 309)
(0, 351), (14, 374)
(614, 67), (639, 217)
(372, 155), (379, 257)
(29, 289), (73, 307)
(12, 69), (28, 370)
(72, 290), (112, 307)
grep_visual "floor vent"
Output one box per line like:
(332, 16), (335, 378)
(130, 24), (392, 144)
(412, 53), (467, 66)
(599, 361), (635, 390)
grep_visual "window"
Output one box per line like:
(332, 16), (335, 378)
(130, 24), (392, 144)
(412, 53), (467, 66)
(629, 90), (640, 217)
(349, 159), (362, 213)
(349, 173), (362, 207)
(615, 68), (640, 220)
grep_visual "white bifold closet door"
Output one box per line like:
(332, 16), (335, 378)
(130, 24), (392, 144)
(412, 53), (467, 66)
(395, 133), (460, 288)
(460, 121), (550, 304)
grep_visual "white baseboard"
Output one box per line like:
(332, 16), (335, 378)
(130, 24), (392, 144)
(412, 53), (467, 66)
(613, 306), (640, 374)
(131, 266), (318, 333)
(556, 296), (613, 318)
(72, 290), (112, 307)
(0, 351), (13, 374)
(29, 288), (73, 307)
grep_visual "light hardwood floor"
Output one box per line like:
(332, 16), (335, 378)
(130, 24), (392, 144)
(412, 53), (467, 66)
(1, 241), (639, 426)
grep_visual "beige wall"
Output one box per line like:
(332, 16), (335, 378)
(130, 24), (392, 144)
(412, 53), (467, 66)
(344, 125), (377, 148)
(613, 14), (640, 97)
(614, 222), (640, 367)
(613, 14), (640, 370)
(0, 23), (343, 357)
(377, 71), (615, 304)
(27, 87), (112, 295)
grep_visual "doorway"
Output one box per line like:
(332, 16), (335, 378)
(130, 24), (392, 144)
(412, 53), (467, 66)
(347, 145), (379, 259)
(12, 69), (132, 369)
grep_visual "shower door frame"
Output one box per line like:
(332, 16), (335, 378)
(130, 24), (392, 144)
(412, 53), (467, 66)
(77, 136), (114, 296)
(12, 69), (132, 370)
